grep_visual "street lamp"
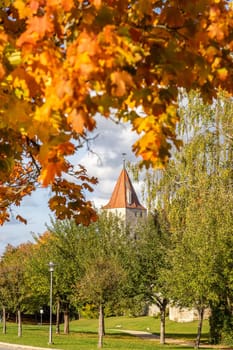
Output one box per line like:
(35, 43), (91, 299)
(48, 261), (55, 345)
(40, 308), (44, 326)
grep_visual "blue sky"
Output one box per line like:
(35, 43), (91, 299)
(0, 116), (143, 254)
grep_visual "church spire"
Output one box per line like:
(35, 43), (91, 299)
(102, 156), (147, 226)
(122, 152), (126, 169)
(103, 159), (146, 210)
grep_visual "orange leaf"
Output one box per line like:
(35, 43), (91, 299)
(17, 14), (54, 47)
(57, 142), (75, 156)
(208, 23), (225, 41)
(0, 63), (5, 80)
(93, 0), (101, 9)
(67, 109), (86, 134)
(67, 109), (96, 134)
(38, 162), (63, 186)
(61, 0), (74, 11)
(30, 0), (39, 12)
(110, 71), (134, 97)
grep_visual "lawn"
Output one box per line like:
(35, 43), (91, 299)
(0, 316), (216, 350)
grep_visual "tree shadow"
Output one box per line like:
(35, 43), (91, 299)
(165, 332), (209, 341)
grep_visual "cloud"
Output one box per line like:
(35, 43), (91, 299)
(78, 116), (141, 207)
(0, 116), (145, 254)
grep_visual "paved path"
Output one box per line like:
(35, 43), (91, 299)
(0, 343), (60, 350)
(116, 329), (160, 340)
(115, 329), (195, 345)
(113, 329), (233, 349)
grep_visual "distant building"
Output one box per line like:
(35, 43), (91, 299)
(102, 163), (147, 227)
(169, 306), (210, 323)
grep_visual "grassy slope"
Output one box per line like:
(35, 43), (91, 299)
(0, 316), (212, 350)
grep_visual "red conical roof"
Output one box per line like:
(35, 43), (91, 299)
(103, 168), (146, 210)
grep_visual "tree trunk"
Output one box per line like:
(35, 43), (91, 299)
(195, 307), (204, 349)
(17, 309), (22, 337)
(160, 306), (166, 344)
(98, 303), (104, 348)
(102, 305), (105, 336)
(63, 309), (69, 335)
(56, 298), (60, 334)
(155, 297), (168, 344)
(2, 306), (6, 334)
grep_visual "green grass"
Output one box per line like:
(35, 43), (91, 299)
(0, 316), (217, 350)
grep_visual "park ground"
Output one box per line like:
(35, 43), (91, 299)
(0, 316), (232, 350)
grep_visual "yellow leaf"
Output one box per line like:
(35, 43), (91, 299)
(205, 46), (218, 63)
(217, 68), (228, 81)
(93, 0), (101, 9)
(124, 91), (136, 109)
(7, 50), (21, 67)
(211, 57), (221, 70)
(14, 0), (32, 18)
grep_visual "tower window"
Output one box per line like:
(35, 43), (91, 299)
(127, 189), (132, 204)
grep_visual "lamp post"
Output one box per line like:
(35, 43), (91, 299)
(48, 261), (55, 345)
(40, 308), (44, 325)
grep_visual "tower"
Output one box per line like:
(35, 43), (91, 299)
(103, 160), (147, 227)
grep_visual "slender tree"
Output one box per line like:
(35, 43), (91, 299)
(0, 243), (34, 337)
(75, 212), (129, 348)
(45, 219), (88, 334)
(78, 256), (126, 348)
(128, 212), (171, 344)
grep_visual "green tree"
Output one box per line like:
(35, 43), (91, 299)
(153, 91), (233, 347)
(79, 256), (126, 348)
(0, 243), (34, 337)
(45, 219), (87, 334)
(128, 212), (171, 344)
(75, 212), (129, 348)
(29, 225), (81, 335)
(25, 232), (56, 318)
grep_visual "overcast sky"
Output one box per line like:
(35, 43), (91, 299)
(0, 116), (144, 254)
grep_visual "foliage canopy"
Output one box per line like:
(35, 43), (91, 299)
(1, 0), (233, 224)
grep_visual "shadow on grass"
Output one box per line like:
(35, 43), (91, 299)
(165, 332), (209, 340)
(22, 326), (48, 331)
(69, 330), (97, 335)
(70, 330), (136, 338)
